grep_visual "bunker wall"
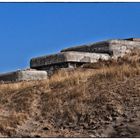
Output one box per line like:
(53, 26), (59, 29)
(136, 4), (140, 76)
(61, 40), (140, 58)
(61, 41), (111, 54)
(18, 71), (48, 81)
(0, 71), (19, 82)
(109, 40), (140, 58)
(0, 70), (48, 82)
(30, 51), (110, 69)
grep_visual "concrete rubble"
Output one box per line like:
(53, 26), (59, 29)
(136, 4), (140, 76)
(0, 38), (140, 81)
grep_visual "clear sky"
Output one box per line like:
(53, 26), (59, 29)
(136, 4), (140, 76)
(0, 2), (140, 73)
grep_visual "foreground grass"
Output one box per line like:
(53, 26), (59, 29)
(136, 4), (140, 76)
(0, 50), (139, 137)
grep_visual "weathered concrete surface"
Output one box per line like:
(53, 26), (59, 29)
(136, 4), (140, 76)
(61, 39), (140, 59)
(30, 51), (110, 69)
(18, 70), (48, 81)
(0, 69), (48, 82)
(124, 38), (140, 42)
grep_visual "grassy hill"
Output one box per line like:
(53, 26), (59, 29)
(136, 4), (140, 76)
(0, 49), (140, 137)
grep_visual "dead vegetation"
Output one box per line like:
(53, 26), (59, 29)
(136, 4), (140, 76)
(0, 49), (140, 137)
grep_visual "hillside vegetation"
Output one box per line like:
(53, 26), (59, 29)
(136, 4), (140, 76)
(0, 49), (140, 137)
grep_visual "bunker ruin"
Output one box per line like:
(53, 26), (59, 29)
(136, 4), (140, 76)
(0, 69), (48, 82)
(61, 39), (140, 59)
(0, 38), (140, 82)
(30, 51), (110, 75)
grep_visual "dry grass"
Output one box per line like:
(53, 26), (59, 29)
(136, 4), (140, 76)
(48, 49), (140, 86)
(0, 49), (139, 137)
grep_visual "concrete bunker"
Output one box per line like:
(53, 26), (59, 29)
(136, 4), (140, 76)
(61, 39), (140, 59)
(30, 51), (110, 75)
(0, 69), (48, 82)
(1, 38), (140, 82)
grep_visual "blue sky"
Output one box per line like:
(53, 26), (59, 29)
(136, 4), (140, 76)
(0, 2), (140, 73)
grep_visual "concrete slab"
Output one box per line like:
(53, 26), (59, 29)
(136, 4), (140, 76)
(0, 69), (48, 82)
(124, 38), (140, 42)
(30, 51), (110, 69)
(61, 39), (140, 59)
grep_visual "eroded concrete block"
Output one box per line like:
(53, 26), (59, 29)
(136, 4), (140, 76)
(0, 69), (48, 82)
(30, 51), (110, 69)
(61, 39), (140, 59)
